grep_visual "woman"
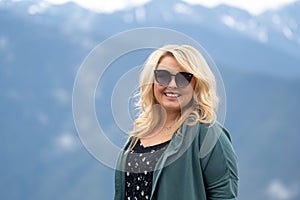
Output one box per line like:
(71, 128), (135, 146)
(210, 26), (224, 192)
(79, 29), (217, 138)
(114, 45), (239, 200)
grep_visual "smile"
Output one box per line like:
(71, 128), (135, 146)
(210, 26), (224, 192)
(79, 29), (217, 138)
(164, 92), (181, 97)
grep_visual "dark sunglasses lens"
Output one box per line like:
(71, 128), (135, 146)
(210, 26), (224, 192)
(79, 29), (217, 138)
(176, 72), (193, 88)
(155, 70), (171, 86)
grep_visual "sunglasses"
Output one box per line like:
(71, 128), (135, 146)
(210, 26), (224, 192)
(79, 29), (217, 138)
(154, 69), (193, 88)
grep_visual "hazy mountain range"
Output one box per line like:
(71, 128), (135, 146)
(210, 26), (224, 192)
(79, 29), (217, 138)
(1, 0), (300, 199)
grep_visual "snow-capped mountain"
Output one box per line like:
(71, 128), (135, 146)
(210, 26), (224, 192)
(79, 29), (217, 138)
(1, 0), (300, 77)
(1, 1), (300, 200)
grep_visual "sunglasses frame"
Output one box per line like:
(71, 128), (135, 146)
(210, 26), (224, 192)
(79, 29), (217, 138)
(154, 69), (194, 88)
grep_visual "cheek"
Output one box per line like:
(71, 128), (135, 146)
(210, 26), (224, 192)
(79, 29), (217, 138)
(187, 80), (196, 100)
(153, 84), (164, 101)
(184, 89), (194, 102)
(181, 86), (195, 105)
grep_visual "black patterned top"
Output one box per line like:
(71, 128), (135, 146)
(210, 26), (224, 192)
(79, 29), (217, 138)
(125, 139), (171, 200)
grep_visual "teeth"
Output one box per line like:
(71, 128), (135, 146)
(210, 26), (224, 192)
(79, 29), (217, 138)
(165, 93), (179, 97)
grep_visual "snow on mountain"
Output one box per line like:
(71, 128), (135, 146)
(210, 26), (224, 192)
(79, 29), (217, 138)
(1, 1), (300, 200)
(2, 0), (300, 48)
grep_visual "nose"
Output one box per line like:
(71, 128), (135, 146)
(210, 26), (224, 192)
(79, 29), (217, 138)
(168, 75), (177, 88)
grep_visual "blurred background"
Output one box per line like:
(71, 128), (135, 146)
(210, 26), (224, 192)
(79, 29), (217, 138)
(1, 0), (300, 199)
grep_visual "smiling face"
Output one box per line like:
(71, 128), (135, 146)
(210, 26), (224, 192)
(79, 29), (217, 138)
(153, 55), (195, 115)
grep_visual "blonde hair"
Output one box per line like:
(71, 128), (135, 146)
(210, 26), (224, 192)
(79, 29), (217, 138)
(129, 44), (218, 139)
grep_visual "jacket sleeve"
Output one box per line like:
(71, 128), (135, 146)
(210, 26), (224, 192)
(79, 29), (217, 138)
(199, 123), (239, 199)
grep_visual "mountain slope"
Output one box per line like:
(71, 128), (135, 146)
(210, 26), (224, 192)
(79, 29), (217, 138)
(0, 1), (300, 200)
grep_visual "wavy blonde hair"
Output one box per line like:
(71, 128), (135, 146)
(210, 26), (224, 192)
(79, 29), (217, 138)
(129, 44), (218, 139)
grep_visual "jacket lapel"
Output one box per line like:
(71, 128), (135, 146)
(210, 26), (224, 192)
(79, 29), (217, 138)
(151, 122), (200, 198)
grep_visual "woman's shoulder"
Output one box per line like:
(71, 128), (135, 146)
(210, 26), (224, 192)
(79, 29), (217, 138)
(122, 136), (136, 151)
(193, 121), (236, 160)
(194, 121), (232, 141)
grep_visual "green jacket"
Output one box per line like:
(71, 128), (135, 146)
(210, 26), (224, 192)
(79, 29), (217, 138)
(114, 121), (239, 200)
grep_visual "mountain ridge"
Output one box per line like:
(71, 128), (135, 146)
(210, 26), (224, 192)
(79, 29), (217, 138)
(1, 1), (300, 200)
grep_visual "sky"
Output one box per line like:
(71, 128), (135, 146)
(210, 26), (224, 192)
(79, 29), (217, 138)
(43, 0), (299, 15)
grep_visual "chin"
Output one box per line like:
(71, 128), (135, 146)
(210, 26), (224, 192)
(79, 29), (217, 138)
(161, 104), (181, 112)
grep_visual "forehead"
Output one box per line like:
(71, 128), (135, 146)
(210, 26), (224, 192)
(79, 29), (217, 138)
(156, 56), (185, 73)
